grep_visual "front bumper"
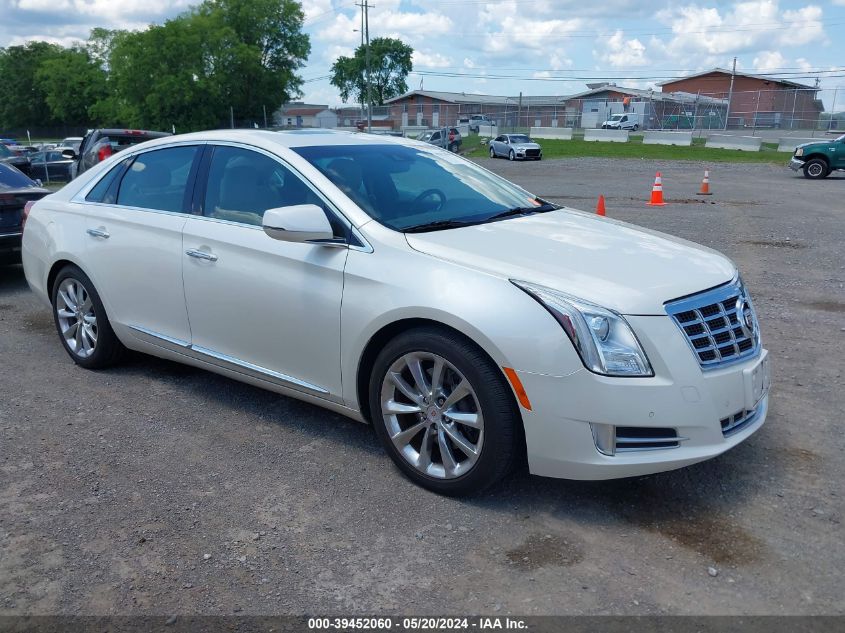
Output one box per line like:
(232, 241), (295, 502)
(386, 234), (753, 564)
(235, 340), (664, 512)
(789, 157), (805, 171)
(517, 315), (770, 480)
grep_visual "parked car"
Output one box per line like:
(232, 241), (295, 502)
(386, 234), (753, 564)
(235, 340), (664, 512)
(601, 113), (640, 131)
(0, 142), (31, 176)
(788, 134), (845, 179)
(23, 130), (770, 495)
(29, 150), (74, 181)
(468, 114), (493, 132)
(66, 128), (171, 179)
(57, 136), (83, 153)
(417, 127), (462, 152)
(0, 163), (50, 263)
(489, 134), (542, 161)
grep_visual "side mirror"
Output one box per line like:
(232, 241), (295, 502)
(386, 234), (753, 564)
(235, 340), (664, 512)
(262, 204), (335, 244)
(61, 148), (77, 159)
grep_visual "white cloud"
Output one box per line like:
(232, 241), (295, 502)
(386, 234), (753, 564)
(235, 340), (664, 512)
(753, 50), (786, 71)
(412, 50), (452, 68)
(654, 1), (826, 60)
(595, 30), (648, 67)
(463, 58), (476, 69)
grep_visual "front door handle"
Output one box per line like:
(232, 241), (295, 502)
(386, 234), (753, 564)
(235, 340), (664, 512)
(185, 249), (218, 262)
(86, 228), (110, 239)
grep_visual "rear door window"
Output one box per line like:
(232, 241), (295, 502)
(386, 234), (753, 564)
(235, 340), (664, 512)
(115, 146), (199, 213)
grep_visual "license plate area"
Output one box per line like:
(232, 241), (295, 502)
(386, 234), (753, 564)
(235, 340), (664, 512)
(743, 350), (770, 410)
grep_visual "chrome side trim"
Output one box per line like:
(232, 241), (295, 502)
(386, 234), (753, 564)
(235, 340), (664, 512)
(128, 326), (328, 395)
(129, 325), (190, 348)
(190, 345), (329, 395)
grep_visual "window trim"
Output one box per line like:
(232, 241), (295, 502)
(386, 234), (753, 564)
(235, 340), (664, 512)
(190, 141), (369, 250)
(72, 139), (208, 209)
(114, 145), (203, 214)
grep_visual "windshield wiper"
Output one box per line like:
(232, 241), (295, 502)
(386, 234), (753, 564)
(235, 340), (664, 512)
(486, 202), (558, 222)
(403, 219), (478, 233)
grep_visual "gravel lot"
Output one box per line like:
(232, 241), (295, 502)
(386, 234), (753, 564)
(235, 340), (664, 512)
(1, 158), (843, 616)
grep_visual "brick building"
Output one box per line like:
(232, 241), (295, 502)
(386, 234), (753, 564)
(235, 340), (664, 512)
(657, 69), (824, 129)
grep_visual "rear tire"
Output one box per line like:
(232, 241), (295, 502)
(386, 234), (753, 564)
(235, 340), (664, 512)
(369, 327), (519, 496)
(803, 158), (829, 179)
(51, 264), (125, 369)
(489, 147), (496, 159)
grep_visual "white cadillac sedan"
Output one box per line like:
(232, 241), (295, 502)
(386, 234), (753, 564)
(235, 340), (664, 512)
(22, 130), (770, 495)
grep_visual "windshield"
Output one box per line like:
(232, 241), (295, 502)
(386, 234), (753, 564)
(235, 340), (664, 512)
(0, 163), (37, 189)
(508, 135), (531, 144)
(0, 144), (12, 158)
(293, 143), (548, 232)
(837, 134), (845, 143)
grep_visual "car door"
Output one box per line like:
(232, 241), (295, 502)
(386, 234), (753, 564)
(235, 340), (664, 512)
(181, 144), (348, 400)
(492, 136), (503, 156)
(833, 138), (845, 169)
(429, 131), (442, 147)
(81, 144), (201, 346)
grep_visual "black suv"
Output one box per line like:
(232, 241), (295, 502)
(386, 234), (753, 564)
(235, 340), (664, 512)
(66, 129), (171, 179)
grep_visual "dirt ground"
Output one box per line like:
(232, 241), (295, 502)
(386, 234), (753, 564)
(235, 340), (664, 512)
(1, 158), (843, 616)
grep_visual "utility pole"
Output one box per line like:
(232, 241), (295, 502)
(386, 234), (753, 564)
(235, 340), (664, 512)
(724, 56), (736, 130)
(263, 105), (268, 129)
(354, 0), (374, 132)
(364, 0), (372, 133)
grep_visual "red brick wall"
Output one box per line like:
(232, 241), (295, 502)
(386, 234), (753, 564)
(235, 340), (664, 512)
(661, 73), (820, 128)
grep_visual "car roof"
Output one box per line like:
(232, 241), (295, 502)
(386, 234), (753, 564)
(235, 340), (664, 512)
(130, 129), (423, 151)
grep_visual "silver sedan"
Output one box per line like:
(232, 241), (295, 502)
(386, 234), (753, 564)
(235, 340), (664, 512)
(489, 134), (542, 161)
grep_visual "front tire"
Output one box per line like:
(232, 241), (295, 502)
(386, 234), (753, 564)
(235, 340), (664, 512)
(508, 150), (515, 161)
(803, 158), (829, 179)
(369, 327), (519, 496)
(51, 265), (124, 369)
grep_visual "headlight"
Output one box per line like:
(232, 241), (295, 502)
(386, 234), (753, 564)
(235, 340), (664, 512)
(512, 280), (654, 377)
(795, 147), (804, 157)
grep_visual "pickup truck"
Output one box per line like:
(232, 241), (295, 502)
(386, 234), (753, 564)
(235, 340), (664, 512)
(64, 128), (171, 179)
(417, 127), (462, 152)
(788, 134), (845, 179)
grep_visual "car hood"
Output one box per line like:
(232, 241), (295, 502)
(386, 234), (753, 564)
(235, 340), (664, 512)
(795, 141), (827, 150)
(405, 209), (736, 315)
(513, 143), (541, 150)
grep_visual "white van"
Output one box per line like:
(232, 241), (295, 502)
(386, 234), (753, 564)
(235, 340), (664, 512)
(601, 113), (640, 131)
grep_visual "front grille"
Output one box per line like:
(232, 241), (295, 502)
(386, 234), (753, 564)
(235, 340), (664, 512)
(665, 279), (760, 369)
(524, 149), (540, 157)
(721, 404), (760, 437)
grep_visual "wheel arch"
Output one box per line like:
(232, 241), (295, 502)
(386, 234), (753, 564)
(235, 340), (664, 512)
(355, 317), (520, 426)
(804, 153), (830, 166)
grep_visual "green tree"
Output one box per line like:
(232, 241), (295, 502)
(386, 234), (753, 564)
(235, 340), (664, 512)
(0, 41), (63, 129)
(330, 37), (413, 106)
(197, 0), (311, 121)
(107, 16), (224, 131)
(36, 47), (108, 125)
(105, 0), (310, 131)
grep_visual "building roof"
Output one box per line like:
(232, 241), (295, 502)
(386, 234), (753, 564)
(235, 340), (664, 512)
(384, 90), (518, 105)
(657, 68), (815, 90)
(283, 107), (332, 116)
(565, 85), (727, 105)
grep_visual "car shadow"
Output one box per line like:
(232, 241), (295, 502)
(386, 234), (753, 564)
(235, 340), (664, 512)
(0, 262), (27, 295)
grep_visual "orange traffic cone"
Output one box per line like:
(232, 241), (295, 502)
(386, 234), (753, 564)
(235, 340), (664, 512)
(596, 195), (606, 216)
(647, 172), (666, 206)
(696, 169), (713, 195)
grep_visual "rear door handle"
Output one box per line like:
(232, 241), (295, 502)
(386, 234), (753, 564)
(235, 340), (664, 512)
(185, 249), (218, 262)
(86, 228), (110, 239)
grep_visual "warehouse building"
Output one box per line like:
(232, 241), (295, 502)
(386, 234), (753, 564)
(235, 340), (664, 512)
(657, 69), (824, 129)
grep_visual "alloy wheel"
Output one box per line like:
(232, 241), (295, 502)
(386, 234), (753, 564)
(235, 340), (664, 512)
(807, 162), (824, 177)
(380, 352), (484, 479)
(55, 277), (98, 358)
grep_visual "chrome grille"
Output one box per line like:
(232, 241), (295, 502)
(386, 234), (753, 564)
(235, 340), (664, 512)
(665, 279), (760, 369)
